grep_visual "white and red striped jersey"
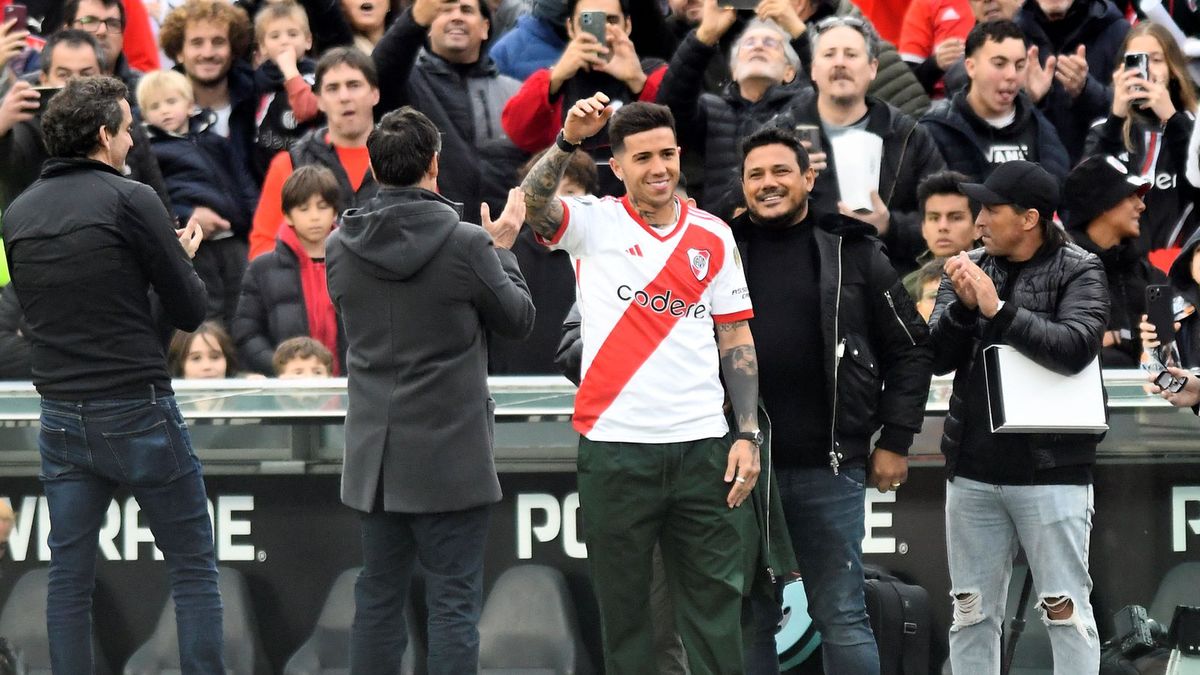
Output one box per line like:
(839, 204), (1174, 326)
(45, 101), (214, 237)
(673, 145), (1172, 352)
(539, 194), (753, 443)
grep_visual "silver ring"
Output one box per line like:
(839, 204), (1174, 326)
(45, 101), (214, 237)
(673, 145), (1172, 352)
(735, 477), (747, 484)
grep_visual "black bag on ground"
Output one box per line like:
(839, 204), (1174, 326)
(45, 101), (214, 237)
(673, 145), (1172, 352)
(864, 565), (932, 675)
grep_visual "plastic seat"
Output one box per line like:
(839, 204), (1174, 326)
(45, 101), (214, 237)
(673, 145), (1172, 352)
(123, 565), (269, 675)
(1149, 562), (1200, 626)
(478, 564), (592, 675)
(0, 567), (110, 675)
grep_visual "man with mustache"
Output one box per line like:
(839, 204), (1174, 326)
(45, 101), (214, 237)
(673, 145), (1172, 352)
(373, 0), (524, 226)
(776, 15), (946, 275)
(730, 125), (933, 675)
(920, 20), (1069, 182)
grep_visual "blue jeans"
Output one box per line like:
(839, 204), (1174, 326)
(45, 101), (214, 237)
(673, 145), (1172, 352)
(945, 478), (1099, 675)
(39, 395), (224, 674)
(777, 465), (880, 675)
(350, 504), (490, 675)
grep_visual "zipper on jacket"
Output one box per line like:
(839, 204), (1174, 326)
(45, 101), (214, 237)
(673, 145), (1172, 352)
(884, 290), (917, 346)
(885, 125), (916, 204)
(760, 405), (775, 584)
(477, 89), (494, 139)
(829, 237), (844, 475)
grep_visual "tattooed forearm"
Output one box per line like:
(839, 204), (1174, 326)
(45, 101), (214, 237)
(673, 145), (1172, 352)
(521, 144), (573, 239)
(718, 321), (759, 432)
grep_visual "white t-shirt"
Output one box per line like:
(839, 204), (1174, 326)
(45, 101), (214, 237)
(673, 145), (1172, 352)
(540, 195), (753, 443)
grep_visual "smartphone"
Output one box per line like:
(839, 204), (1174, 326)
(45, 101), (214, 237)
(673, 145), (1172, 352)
(717, 0), (761, 7)
(31, 85), (60, 115)
(794, 124), (823, 155)
(1147, 283), (1177, 345)
(1125, 51), (1150, 104)
(3, 4), (28, 32)
(578, 11), (608, 50)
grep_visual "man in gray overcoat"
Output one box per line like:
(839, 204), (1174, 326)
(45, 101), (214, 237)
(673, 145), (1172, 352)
(326, 106), (535, 675)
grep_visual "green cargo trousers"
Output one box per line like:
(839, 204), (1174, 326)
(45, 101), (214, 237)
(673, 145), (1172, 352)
(577, 434), (753, 675)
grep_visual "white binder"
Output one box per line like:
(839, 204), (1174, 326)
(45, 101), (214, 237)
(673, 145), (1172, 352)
(984, 344), (1108, 434)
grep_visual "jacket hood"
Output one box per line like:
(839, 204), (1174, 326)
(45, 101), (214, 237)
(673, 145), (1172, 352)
(1169, 227), (1200, 291)
(336, 187), (463, 280)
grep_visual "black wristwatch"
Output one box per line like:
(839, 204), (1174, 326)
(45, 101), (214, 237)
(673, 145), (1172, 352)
(555, 129), (580, 153)
(736, 430), (764, 447)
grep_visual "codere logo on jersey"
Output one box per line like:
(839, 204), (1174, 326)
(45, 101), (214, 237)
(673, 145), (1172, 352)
(617, 285), (709, 318)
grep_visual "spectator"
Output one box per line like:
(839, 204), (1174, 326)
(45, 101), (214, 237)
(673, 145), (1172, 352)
(898, 0), (974, 97)
(731, 126), (933, 675)
(168, 321), (240, 379)
(920, 20), (1070, 182)
(1143, 227), (1200, 367)
(0, 30), (171, 211)
(910, 257), (947, 320)
(501, 0), (668, 161)
(780, 15), (946, 275)
(940, 0), (1024, 96)
(327, 107), (533, 671)
(138, 69), (257, 324)
(64, 0), (146, 91)
(488, 0), (567, 80)
(2, 75), (221, 674)
(489, 148), (595, 375)
(1014, 0), (1130, 163)
(252, 0), (322, 170)
(374, 0), (526, 226)
(902, 169), (978, 294)
(657, 5), (811, 220)
(1084, 21), (1199, 273)
(929, 160), (1107, 674)
(522, 98), (759, 675)
(0, 500), (12, 561)
(799, 0), (932, 118)
(273, 336), (333, 377)
(235, 165), (344, 376)
(341, 0), (389, 53)
(0, 285), (32, 380)
(1065, 155), (1162, 368)
(250, 47), (379, 259)
(158, 0), (259, 178)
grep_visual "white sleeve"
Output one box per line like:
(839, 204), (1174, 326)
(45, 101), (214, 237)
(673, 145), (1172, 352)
(709, 230), (753, 322)
(534, 196), (601, 257)
(1187, 114), (1200, 189)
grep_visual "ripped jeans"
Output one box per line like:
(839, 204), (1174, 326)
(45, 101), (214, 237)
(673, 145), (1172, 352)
(945, 477), (1099, 675)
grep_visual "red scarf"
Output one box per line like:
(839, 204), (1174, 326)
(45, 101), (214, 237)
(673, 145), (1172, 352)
(278, 225), (340, 374)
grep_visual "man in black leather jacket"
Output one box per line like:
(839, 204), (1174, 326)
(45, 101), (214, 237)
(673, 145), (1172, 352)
(731, 126), (933, 675)
(929, 160), (1109, 673)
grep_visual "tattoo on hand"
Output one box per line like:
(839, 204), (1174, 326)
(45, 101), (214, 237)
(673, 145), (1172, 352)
(521, 145), (572, 239)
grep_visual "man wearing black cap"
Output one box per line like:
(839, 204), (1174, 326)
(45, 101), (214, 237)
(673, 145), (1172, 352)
(1065, 155), (1163, 368)
(929, 159), (1109, 674)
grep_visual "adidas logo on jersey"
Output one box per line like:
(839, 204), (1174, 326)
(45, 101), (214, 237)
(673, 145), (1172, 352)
(617, 285), (709, 318)
(626, 244), (644, 257)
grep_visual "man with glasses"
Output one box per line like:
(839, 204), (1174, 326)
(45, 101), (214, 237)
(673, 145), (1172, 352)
(776, 15), (945, 275)
(657, 2), (811, 221)
(63, 0), (141, 92)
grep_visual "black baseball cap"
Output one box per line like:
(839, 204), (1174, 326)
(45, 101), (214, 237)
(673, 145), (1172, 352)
(1062, 154), (1151, 230)
(958, 160), (1060, 219)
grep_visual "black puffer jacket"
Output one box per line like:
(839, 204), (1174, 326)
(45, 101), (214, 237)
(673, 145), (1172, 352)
(1016, 0), (1130, 163)
(773, 89), (947, 275)
(929, 239), (1110, 475)
(920, 91), (1071, 182)
(657, 29), (812, 221)
(289, 128), (379, 212)
(731, 209), (934, 468)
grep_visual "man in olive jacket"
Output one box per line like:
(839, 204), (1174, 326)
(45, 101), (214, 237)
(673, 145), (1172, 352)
(326, 106), (535, 674)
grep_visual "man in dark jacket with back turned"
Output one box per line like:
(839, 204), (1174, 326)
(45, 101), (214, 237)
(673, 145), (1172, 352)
(326, 106), (534, 673)
(2, 75), (222, 674)
(929, 160), (1108, 674)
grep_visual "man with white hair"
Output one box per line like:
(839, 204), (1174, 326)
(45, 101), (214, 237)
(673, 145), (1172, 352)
(657, 0), (810, 220)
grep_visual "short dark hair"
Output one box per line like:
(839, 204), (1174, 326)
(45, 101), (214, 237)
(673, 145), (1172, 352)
(63, 0), (126, 30)
(566, 0), (630, 19)
(368, 106), (441, 187)
(42, 75), (126, 159)
(272, 336), (333, 375)
(167, 321), (239, 378)
(739, 126), (811, 172)
(917, 170), (979, 219)
(40, 29), (106, 75)
(282, 165), (341, 214)
(965, 20), (1027, 57)
(315, 46), (378, 91)
(608, 102), (675, 155)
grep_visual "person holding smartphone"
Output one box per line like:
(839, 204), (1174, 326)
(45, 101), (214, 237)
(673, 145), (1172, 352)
(1083, 21), (1199, 274)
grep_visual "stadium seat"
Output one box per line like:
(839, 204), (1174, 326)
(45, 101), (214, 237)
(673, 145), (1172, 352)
(1149, 562), (1200, 627)
(283, 566), (424, 675)
(0, 567), (110, 675)
(478, 564), (592, 675)
(123, 565), (269, 675)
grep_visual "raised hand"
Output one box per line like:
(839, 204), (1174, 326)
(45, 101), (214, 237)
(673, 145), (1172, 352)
(549, 32), (607, 95)
(481, 187), (526, 250)
(1024, 45), (1056, 103)
(562, 91), (615, 145)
